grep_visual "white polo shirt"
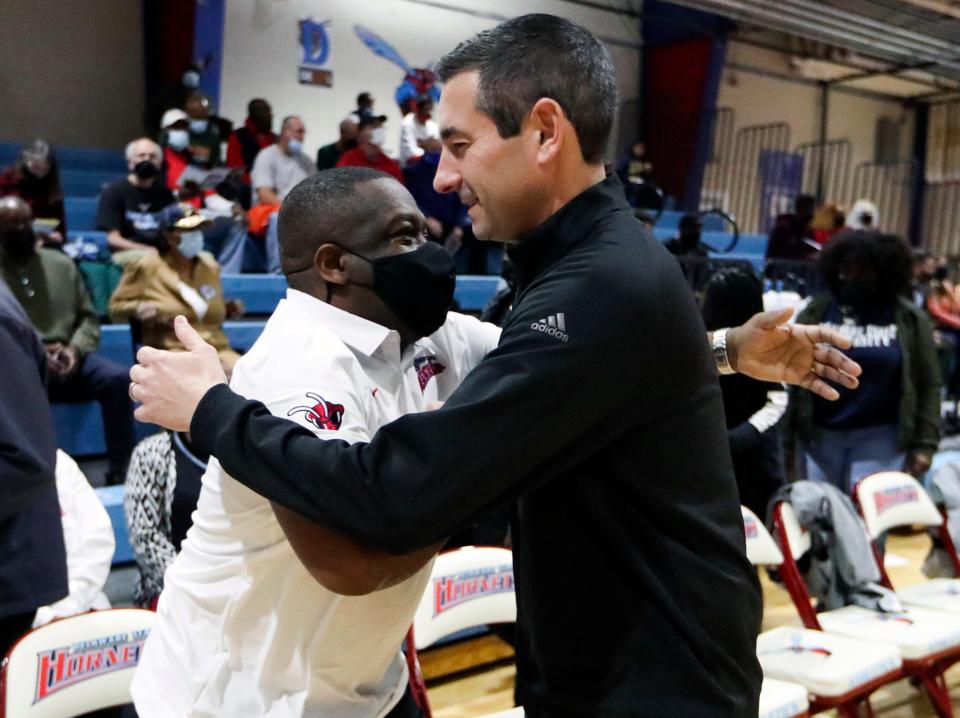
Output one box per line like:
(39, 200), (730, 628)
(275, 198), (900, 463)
(131, 289), (500, 718)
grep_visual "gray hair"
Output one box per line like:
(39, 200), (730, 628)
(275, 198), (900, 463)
(125, 138), (161, 162)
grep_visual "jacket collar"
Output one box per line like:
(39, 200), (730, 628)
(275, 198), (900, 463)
(507, 173), (629, 289)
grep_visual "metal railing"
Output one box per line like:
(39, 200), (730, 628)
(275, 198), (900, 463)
(797, 139), (852, 204)
(849, 159), (916, 238)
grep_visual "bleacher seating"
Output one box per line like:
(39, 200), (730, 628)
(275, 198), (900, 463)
(61, 168), (116, 197)
(65, 196), (100, 232)
(95, 485), (134, 564)
(0, 142), (125, 173)
(655, 210), (726, 232)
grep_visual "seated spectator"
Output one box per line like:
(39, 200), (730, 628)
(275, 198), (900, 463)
(790, 230), (940, 491)
(924, 261), (960, 412)
(846, 199), (879, 231)
(616, 140), (653, 185)
(33, 450), (114, 627)
(96, 138), (176, 256)
(664, 214), (708, 259)
(184, 91), (222, 170)
(404, 151), (468, 253)
(0, 197), (135, 484)
(316, 118), (358, 171)
(811, 202), (845, 245)
(226, 98), (276, 184)
(346, 91), (376, 125)
(0, 275), (67, 658)
(766, 193), (819, 262)
(125, 430), (209, 608)
(145, 62), (203, 137)
(0, 139), (66, 247)
(250, 115), (315, 206)
(336, 115), (404, 184)
(109, 204), (243, 375)
(159, 108), (193, 193)
(913, 249), (936, 308)
(399, 96), (441, 167)
(701, 269), (787, 516)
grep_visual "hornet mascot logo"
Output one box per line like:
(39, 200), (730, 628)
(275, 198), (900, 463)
(288, 393), (345, 431)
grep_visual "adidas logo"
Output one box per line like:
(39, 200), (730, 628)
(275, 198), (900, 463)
(530, 313), (569, 342)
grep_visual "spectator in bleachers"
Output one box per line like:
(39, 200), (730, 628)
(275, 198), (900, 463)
(96, 138), (176, 256)
(790, 230), (940, 490)
(701, 269), (787, 516)
(924, 261), (960, 416)
(226, 98), (276, 183)
(145, 62), (204, 137)
(1, 196), (135, 484)
(0, 275), (67, 658)
(399, 96), (441, 167)
(124, 431), (209, 607)
(404, 150), (468, 255)
(250, 115), (315, 206)
(184, 91), (222, 170)
(766, 193), (819, 262)
(33, 450), (113, 627)
(811, 201), (845, 245)
(347, 91), (376, 124)
(336, 115), (404, 184)
(0, 139), (66, 246)
(316, 118), (358, 172)
(665, 214), (710, 290)
(846, 199), (879, 231)
(616, 140), (653, 185)
(913, 249), (936, 308)
(109, 204), (243, 375)
(159, 108), (193, 192)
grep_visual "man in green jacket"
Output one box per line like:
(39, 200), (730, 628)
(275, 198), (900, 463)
(0, 196), (134, 483)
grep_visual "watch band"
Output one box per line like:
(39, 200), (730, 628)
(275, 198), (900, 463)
(712, 328), (735, 375)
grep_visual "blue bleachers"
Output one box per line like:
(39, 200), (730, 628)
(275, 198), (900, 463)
(61, 169), (116, 197)
(0, 142), (124, 173)
(95, 486), (134, 565)
(65, 196), (100, 232)
(656, 210), (726, 232)
(221, 274), (287, 315)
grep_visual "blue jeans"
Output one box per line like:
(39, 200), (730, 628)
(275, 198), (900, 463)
(803, 423), (905, 494)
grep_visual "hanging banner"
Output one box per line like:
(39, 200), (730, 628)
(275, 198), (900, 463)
(298, 17), (333, 87)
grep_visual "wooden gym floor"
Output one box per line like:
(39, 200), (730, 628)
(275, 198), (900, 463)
(423, 531), (960, 717)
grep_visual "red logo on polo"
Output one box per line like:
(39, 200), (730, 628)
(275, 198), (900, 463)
(288, 393), (345, 431)
(414, 355), (446, 392)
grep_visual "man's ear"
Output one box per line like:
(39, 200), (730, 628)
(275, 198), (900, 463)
(529, 98), (564, 166)
(315, 243), (349, 285)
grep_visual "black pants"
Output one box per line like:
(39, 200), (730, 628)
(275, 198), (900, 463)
(0, 610), (36, 660)
(387, 687), (425, 718)
(48, 354), (134, 480)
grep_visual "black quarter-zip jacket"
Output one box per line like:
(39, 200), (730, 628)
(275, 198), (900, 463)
(192, 174), (763, 717)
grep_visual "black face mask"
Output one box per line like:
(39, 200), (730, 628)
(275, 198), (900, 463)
(837, 278), (878, 310)
(343, 138), (359, 150)
(935, 266), (949, 281)
(133, 160), (159, 180)
(345, 241), (456, 338)
(1, 228), (37, 256)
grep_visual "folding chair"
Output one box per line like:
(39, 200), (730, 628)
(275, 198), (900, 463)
(758, 677), (809, 718)
(742, 507), (902, 717)
(854, 471), (960, 613)
(478, 710), (524, 718)
(774, 499), (960, 717)
(1, 608), (155, 718)
(404, 546), (517, 718)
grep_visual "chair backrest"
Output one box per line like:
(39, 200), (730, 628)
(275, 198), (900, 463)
(854, 472), (942, 539)
(1, 609), (155, 718)
(410, 546), (516, 651)
(775, 502), (812, 561)
(741, 506), (784, 566)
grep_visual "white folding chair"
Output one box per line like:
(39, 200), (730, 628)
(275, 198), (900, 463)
(479, 709), (524, 718)
(1, 608), (155, 718)
(404, 546), (517, 718)
(759, 677), (809, 718)
(854, 471), (960, 613)
(742, 506), (903, 717)
(774, 499), (960, 717)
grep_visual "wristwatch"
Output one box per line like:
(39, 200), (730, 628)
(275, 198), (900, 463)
(712, 328), (735, 375)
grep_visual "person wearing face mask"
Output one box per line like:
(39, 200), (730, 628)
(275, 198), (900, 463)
(0, 197), (135, 485)
(790, 230), (940, 491)
(130, 168), (498, 718)
(159, 108), (194, 192)
(250, 115), (316, 207)
(109, 204), (242, 376)
(0, 139), (67, 245)
(399, 96), (441, 167)
(182, 91), (222, 170)
(96, 138), (176, 256)
(336, 116), (404, 184)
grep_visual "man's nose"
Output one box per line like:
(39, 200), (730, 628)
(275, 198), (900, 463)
(433, 150), (461, 195)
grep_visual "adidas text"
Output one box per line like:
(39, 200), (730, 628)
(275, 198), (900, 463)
(531, 313), (569, 342)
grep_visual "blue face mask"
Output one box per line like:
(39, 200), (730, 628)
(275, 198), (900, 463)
(183, 70), (201, 89)
(189, 118), (209, 134)
(177, 231), (204, 258)
(287, 138), (304, 154)
(167, 129), (189, 151)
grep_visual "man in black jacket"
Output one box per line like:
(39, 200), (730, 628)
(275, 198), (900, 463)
(0, 277), (67, 657)
(130, 15), (861, 717)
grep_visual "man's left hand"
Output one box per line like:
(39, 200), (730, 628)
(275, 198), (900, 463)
(129, 316), (228, 430)
(905, 451), (932, 479)
(728, 308), (862, 401)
